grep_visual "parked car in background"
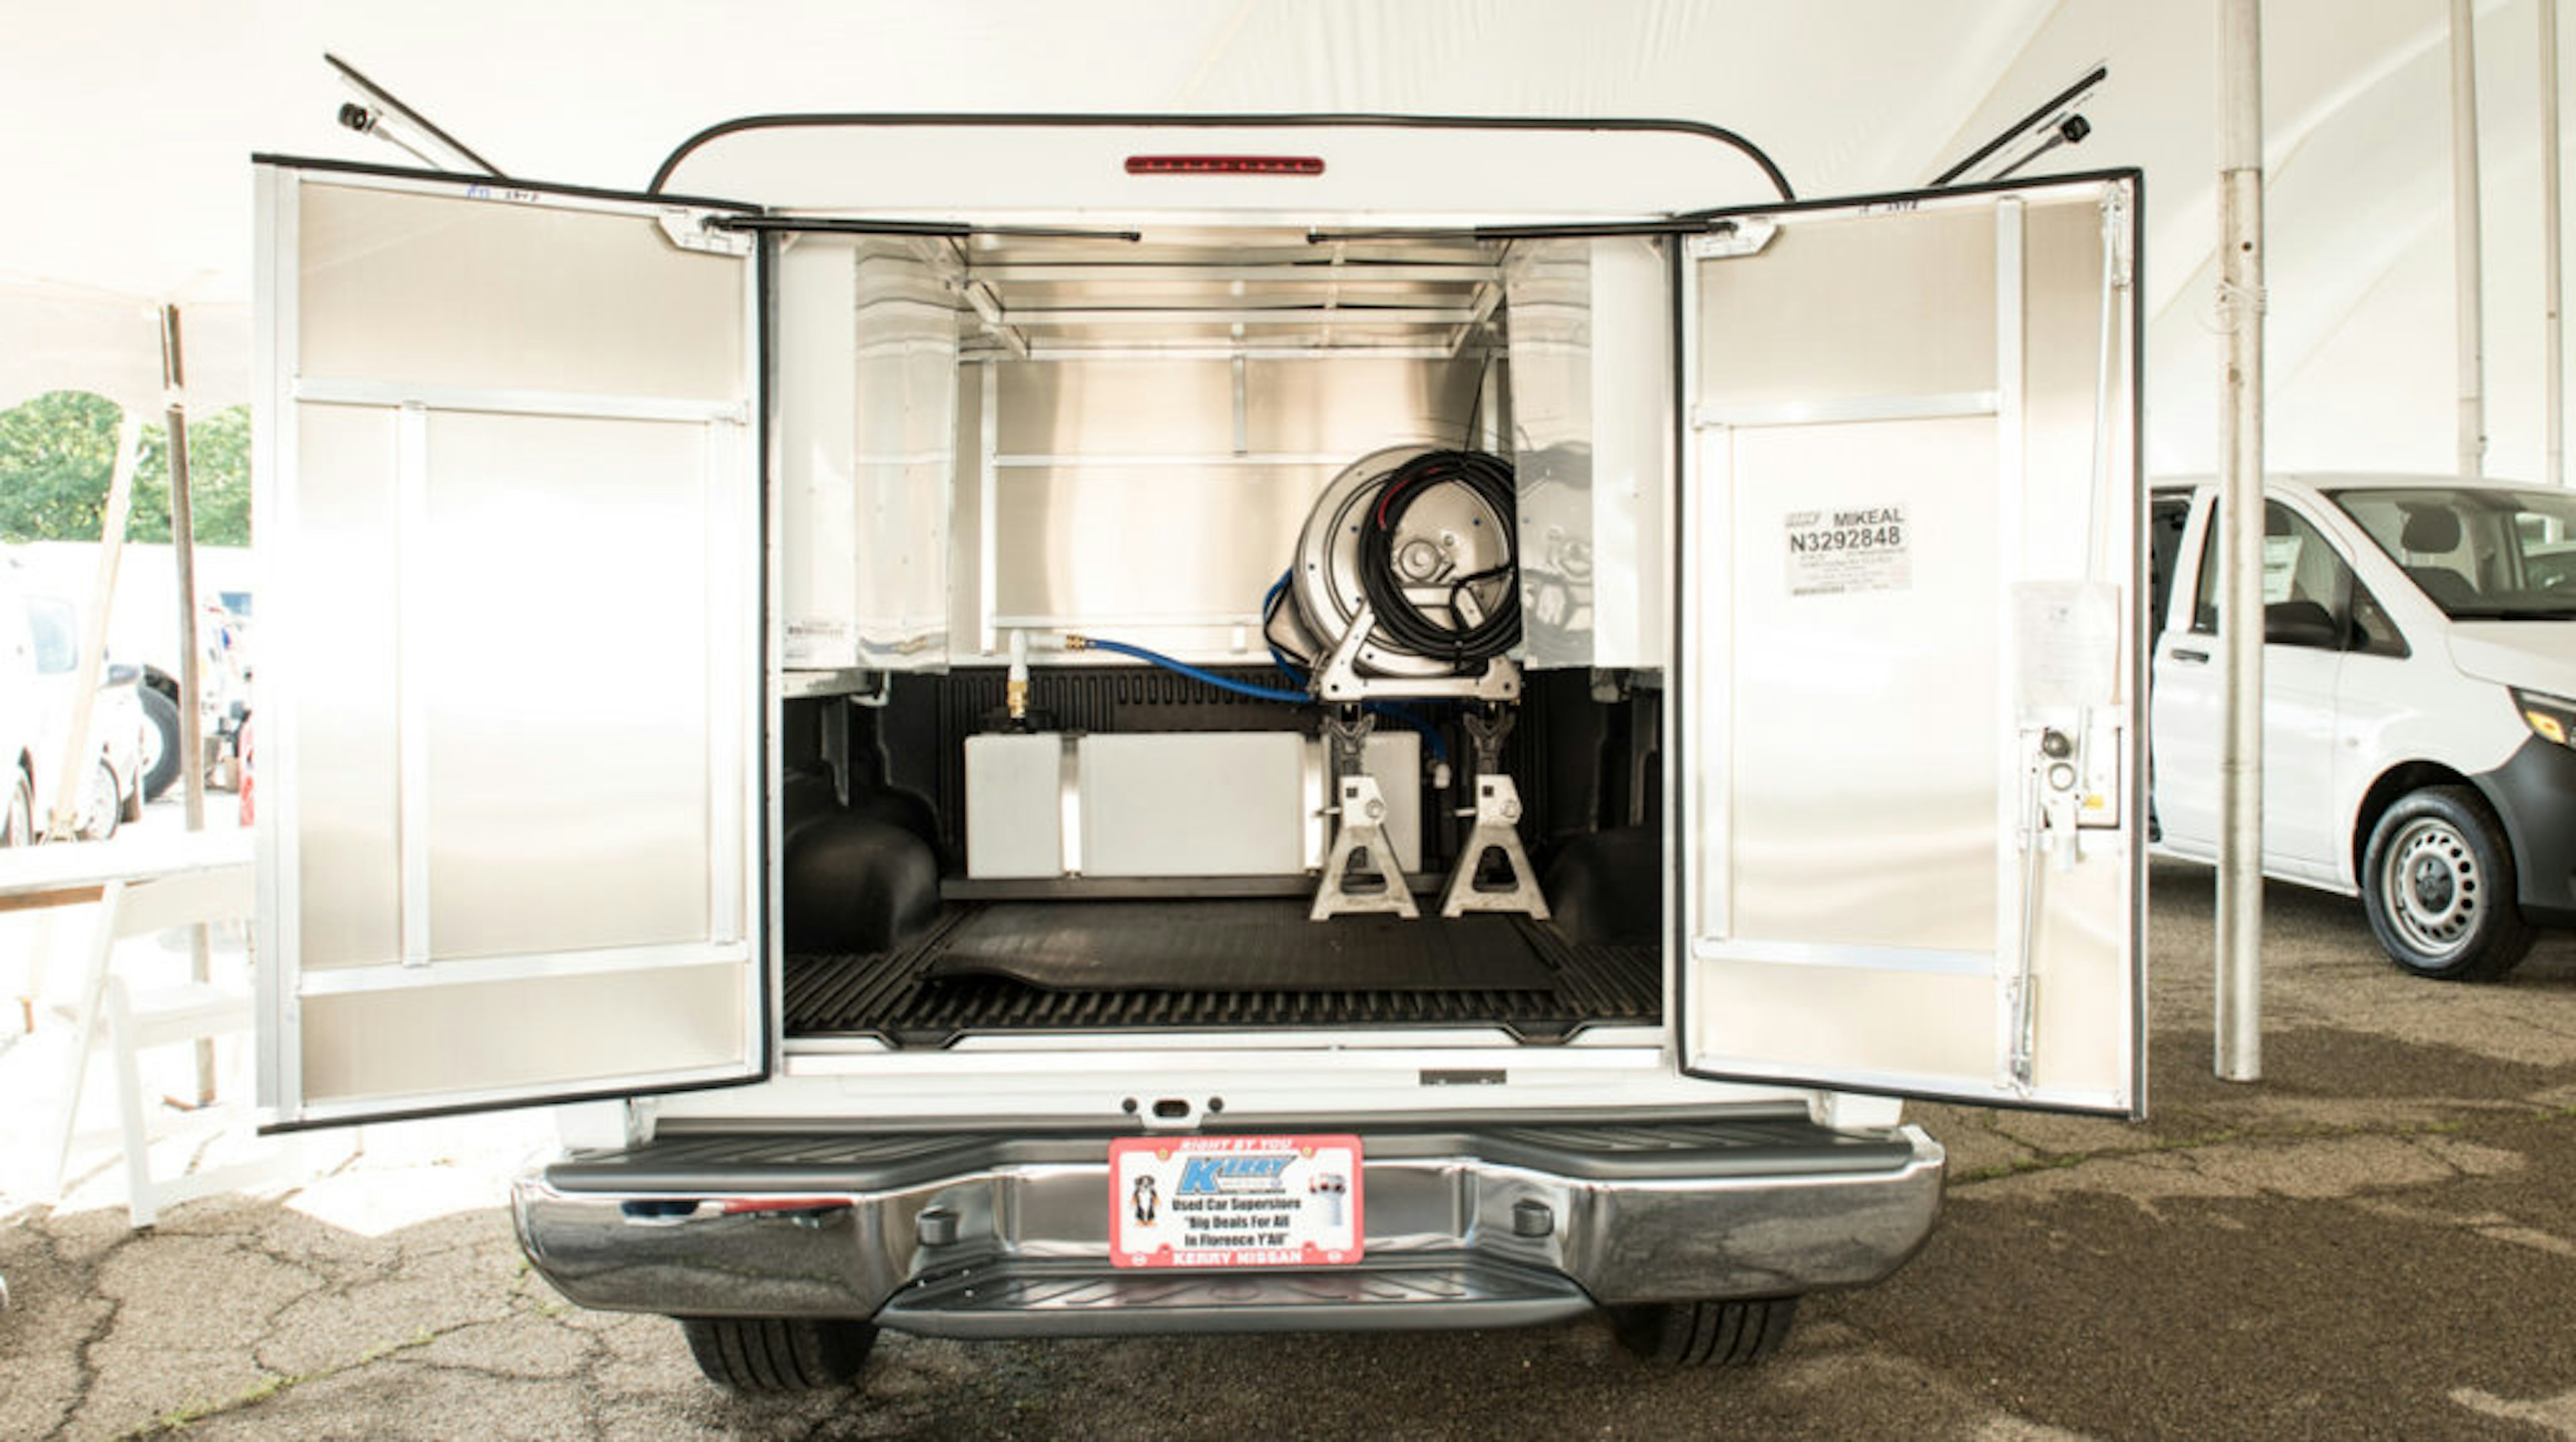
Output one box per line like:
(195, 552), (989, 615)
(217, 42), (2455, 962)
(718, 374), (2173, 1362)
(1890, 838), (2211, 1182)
(0, 558), (148, 843)
(11, 542), (252, 801)
(2149, 475), (2576, 980)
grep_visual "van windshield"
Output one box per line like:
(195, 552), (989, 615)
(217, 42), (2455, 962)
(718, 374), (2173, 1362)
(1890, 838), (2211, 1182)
(2328, 486), (2576, 619)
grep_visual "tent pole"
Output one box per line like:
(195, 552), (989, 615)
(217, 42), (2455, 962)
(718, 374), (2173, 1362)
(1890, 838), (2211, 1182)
(2455, 0), (2489, 479)
(162, 303), (216, 1106)
(2216, 0), (2267, 1083)
(2546, 0), (2565, 488)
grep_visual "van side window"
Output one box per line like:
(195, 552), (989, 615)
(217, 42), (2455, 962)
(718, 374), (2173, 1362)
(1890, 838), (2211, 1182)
(2148, 497), (2192, 638)
(23, 596), (78, 674)
(2189, 517), (2220, 635)
(2261, 504), (2344, 650)
(2190, 502), (2363, 652)
(2349, 582), (2410, 658)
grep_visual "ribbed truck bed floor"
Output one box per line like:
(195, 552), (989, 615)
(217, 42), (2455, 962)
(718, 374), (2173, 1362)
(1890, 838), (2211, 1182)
(786, 898), (1660, 1045)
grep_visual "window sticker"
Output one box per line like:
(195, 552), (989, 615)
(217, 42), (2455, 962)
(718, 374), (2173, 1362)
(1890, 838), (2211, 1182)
(1784, 505), (1910, 596)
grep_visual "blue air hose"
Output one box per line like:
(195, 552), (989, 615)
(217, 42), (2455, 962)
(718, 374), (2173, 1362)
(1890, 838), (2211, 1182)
(1077, 572), (1458, 768)
(1066, 636), (1313, 704)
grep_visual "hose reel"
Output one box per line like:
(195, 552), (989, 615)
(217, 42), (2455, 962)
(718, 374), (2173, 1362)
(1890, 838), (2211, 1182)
(1281, 446), (1544, 922)
(1277, 446), (1526, 703)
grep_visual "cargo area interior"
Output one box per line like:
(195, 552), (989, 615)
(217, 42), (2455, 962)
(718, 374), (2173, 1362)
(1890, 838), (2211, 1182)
(774, 223), (1674, 1048)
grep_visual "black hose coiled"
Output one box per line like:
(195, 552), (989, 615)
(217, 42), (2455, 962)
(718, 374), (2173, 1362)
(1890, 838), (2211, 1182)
(1354, 448), (1520, 666)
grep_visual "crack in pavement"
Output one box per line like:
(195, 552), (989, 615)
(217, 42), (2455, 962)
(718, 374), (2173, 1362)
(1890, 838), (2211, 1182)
(39, 1221), (140, 1442)
(1948, 1101), (2576, 1189)
(2351, 1197), (2576, 1261)
(116, 1309), (526, 1438)
(2451, 1384), (2576, 1433)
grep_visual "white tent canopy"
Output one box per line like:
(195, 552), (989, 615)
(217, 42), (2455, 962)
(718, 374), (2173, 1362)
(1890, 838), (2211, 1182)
(0, 281), (248, 413)
(2, 0), (2567, 476)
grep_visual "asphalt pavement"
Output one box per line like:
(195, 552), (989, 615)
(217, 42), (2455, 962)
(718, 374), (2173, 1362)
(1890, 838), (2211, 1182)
(7, 857), (2576, 1439)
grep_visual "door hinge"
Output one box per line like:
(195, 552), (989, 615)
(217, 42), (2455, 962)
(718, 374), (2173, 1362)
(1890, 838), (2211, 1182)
(657, 207), (756, 257)
(1686, 217), (1780, 260)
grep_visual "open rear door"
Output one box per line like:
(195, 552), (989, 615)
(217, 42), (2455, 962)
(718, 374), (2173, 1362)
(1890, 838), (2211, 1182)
(252, 161), (768, 1126)
(1678, 174), (2143, 1115)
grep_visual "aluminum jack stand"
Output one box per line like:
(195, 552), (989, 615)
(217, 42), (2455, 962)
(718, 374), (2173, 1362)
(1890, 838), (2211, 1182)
(1439, 772), (1550, 919)
(1312, 773), (1419, 920)
(1438, 707), (1549, 919)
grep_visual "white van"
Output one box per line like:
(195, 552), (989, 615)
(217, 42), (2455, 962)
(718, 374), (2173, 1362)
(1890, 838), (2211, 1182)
(0, 556), (150, 843)
(2149, 475), (2576, 980)
(250, 117), (2147, 1390)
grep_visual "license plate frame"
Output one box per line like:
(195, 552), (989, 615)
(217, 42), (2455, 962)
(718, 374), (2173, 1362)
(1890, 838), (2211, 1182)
(1108, 1133), (1364, 1270)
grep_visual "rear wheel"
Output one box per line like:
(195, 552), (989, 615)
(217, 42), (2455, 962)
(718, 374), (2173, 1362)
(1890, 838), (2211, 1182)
(2360, 785), (2535, 982)
(139, 686), (182, 801)
(1612, 1296), (1800, 1368)
(677, 1317), (877, 1392)
(74, 759), (119, 842)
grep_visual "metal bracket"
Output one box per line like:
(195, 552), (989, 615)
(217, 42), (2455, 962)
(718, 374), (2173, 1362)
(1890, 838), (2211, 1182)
(1312, 773), (1419, 921)
(1685, 217), (1780, 260)
(912, 236), (1034, 360)
(820, 698), (851, 808)
(1322, 706), (1373, 781)
(1312, 604), (1523, 703)
(657, 208), (756, 257)
(1462, 705), (1513, 776)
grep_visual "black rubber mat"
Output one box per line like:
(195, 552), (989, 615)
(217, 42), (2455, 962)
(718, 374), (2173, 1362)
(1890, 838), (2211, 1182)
(785, 901), (1662, 1047)
(919, 900), (1558, 992)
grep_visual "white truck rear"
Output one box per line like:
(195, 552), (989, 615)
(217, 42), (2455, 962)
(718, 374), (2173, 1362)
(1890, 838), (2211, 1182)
(250, 117), (2143, 1387)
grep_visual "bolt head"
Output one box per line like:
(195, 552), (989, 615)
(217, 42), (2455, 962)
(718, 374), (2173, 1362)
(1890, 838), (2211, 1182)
(1511, 1198), (1554, 1237)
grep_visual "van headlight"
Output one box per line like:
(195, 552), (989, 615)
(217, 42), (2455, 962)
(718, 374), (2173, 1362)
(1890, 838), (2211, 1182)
(2514, 688), (2576, 748)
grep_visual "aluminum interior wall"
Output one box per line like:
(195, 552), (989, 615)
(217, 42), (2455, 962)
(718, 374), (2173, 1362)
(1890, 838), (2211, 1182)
(951, 353), (1486, 663)
(1507, 237), (1674, 672)
(777, 239), (960, 671)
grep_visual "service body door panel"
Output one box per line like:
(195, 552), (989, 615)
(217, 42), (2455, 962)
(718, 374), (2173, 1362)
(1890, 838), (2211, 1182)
(253, 163), (768, 1125)
(1680, 176), (2143, 1114)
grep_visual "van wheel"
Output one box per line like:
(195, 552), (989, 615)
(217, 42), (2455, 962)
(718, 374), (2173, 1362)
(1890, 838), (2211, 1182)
(677, 1317), (876, 1392)
(2361, 786), (2535, 982)
(75, 760), (119, 842)
(139, 687), (182, 801)
(1612, 1296), (1799, 1367)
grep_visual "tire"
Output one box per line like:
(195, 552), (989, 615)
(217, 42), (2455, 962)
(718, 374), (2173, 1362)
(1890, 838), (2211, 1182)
(2360, 785), (2536, 982)
(139, 686), (182, 802)
(1, 767), (30, 847)
(1612, 1296), (1800, 1368)
(678, 1317), (877, 1392)
(76, 759), (120, 842)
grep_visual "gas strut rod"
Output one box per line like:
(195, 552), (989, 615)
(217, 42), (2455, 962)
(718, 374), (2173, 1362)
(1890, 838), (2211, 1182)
(325, 52), (507, 178)
(705, 216), (1144, 242)
(1929, 65), (2108, 189)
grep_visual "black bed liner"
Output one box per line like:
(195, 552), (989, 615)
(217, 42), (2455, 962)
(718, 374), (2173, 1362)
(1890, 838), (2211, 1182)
(785, 898), (1660, 1047)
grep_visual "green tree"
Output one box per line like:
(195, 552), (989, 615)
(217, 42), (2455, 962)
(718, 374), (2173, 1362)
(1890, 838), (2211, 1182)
(0, 389), (253, 547)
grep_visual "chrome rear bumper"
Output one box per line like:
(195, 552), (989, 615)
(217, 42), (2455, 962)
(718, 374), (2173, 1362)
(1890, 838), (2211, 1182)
(513, 1118), (1944, 1337)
